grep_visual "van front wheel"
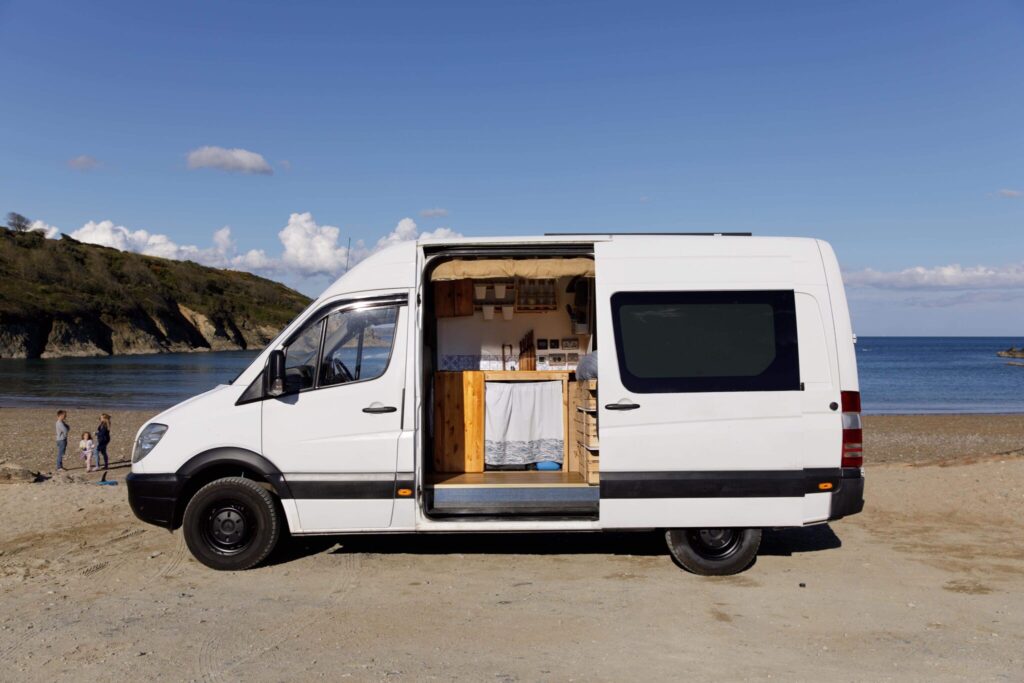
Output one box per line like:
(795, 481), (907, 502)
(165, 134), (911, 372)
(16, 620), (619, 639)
(665, 527), (761, 576)
(182, 477), (281, 571)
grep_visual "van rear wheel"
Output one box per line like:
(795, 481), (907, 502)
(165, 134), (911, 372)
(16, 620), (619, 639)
(183, 477), (281, 571)
(665, 527), (761, 576)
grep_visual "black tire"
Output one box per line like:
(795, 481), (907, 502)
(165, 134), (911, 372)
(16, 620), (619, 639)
(665, 528), (761, 576)
(182, 477), (281, 571)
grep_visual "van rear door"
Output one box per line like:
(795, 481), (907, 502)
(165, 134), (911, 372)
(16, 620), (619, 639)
(595, 237), (835, 528)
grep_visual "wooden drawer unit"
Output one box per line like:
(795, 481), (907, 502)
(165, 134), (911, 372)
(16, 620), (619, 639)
(576, 379), (597, 409)
(571, 379), (599, 483)
(576, 445), (600, 485)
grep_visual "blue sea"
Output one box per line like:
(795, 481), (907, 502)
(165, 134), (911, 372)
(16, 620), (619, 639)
(856, 337), (1024, 414)
(0, 338), (1022, 413)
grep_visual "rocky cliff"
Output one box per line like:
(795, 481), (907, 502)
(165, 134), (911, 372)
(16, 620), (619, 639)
(0, 228), (311, 358)
(997, 346), (1024, 359)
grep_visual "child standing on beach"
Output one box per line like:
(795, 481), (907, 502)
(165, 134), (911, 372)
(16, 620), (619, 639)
(79, 432), (96, 473)
(55, 410), (69, 472)
(95, 414), (111, 470)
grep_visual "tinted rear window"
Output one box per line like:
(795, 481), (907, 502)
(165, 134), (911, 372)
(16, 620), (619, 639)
(611, 290), (799, 393)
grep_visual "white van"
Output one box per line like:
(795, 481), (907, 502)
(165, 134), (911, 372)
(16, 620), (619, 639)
(127, 234), (864, 575)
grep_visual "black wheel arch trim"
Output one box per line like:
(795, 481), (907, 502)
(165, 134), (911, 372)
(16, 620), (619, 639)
(177, 447), (293, 500)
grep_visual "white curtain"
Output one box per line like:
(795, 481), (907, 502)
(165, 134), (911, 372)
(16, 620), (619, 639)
(484, 381), (564, 466)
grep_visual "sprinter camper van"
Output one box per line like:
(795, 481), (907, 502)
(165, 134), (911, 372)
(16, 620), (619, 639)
(127, 234), (864, 575)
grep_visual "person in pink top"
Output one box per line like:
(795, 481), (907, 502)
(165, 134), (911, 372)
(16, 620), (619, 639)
(79, 432), (96, 473)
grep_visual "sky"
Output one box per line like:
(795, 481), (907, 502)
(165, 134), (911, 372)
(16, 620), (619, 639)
(1, 0), (1023, 335)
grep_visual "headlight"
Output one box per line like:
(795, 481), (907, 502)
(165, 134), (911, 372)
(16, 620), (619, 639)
(133, 423), (168, 463)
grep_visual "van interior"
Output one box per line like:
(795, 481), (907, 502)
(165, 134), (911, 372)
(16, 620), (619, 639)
(422, 249), (600, 519)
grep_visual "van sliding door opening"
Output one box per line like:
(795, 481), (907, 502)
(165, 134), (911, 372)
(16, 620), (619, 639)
(421, 251), (600, 519)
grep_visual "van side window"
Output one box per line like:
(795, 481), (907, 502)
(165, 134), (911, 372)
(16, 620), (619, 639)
(610, 290), (799, 393)
(283, 320), (324, 393)
(320, 305), (399, 387)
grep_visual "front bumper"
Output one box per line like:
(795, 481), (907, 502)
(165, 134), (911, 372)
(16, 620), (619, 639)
(126, 472), (184, 529)
(829, 468), (865, 520)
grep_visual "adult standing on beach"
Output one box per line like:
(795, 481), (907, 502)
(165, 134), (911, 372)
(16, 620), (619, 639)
(55, 410), (69, 471)
(95, 413), (111, 470)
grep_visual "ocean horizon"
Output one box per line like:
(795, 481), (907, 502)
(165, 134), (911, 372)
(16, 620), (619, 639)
(0, 336), (1022, 414)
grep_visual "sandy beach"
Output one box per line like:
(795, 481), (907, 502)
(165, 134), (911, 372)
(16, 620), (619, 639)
(1, 407), (1022, 680)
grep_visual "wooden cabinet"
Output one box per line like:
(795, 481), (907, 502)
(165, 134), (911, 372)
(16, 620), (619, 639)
(434, 280), (474, 318)
(433, 371), (485, 473)
(433, 371), (571, 473)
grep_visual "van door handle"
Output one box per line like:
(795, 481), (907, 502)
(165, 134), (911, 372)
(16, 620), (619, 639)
(605, 400), (641, 411)
(362, 403), (398, 414)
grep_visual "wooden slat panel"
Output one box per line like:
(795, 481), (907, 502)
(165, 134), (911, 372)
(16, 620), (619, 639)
(481, 370), (570, 381)
(567, 380), (581, 476)
(565, 374), (573, 464)
(462, 370), (485, 473)
(433, 371), (485, 472)
(433, 372), (464, 472)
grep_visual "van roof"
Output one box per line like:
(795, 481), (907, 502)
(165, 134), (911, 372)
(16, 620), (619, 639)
(318, 233), (823, 302)
(416, 232), (753, 247)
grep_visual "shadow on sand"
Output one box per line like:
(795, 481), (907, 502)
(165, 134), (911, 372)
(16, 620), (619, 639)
(268, 524), (842, 566)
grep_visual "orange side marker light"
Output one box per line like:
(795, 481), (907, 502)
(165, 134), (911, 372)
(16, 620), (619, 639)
(397, 488), (413, 497)
(818, 482), (834, 491)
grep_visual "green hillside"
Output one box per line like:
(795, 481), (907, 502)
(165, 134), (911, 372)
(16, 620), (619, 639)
(0, 228), (311, 358)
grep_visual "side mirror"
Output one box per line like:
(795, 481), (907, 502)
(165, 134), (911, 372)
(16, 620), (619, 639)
(266, 350), (286, 397)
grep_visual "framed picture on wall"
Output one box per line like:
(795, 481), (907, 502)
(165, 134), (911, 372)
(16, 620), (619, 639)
(567, 352), (580, 363)
(561, 337), (579, 350)
(549, 339), (560, 349)
(537, 339), (549, 350)
(548, 353), (566, 366)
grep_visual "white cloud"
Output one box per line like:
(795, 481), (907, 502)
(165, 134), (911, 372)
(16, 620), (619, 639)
(67, 155), (99, 171)
(72, 220), (164, 255)
(68, 220), (245, 268)
(212, 225), (233, 253)
(31, 213), (462, 286)
(419, 207), (449, 218)
(997, 189), (1021, 198)
(844, 263), (1024, 290)
(234, 248), (275, 271)
(372, 218), (460, 251)
(274, 214), (464, 278)
(28, 220), (61, 239)
(278, 212), (354, 276)
(273, 214), (464, 277)
(421, 227), (461, 240)
(186, 146), (273, 175)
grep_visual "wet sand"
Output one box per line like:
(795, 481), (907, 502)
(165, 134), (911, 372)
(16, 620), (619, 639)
(0, 407), (1022, 680)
